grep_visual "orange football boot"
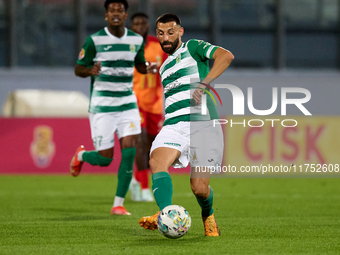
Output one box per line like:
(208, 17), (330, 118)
(70, 145), (85, 177)
(203, 213), (220, 236)
(138, 211), (160, 230)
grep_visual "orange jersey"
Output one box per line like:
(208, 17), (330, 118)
(133, 35), (167, 114)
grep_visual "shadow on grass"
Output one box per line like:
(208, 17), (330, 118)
(106, 225), (211, 246)
(128, 234), (209, 246)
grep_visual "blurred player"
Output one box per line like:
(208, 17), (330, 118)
(138, 13), (234, 236)
(70, 0), (156, 215)
(129, 13), (167, 202)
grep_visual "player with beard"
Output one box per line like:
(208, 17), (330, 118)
(129, 13), (167, 202)
(70, 0), (156, 215)
(138, 13), (234, 236)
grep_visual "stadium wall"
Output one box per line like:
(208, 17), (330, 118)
(0, 118), (191, 174)
(1, 68), (340, 116)
(0, 116), (339, 175)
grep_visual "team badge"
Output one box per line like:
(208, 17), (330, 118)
(30, 125), (55, 168)
(176, 54), (181, 64)
(130, 44), (136, 52)
(78, 48), (85, 60)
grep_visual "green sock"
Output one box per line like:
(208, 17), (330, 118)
(115, 147), (136, 198)
(82, 151), (112, 166)
(196, 186), (214, 217)
(152, 172), (173, 210)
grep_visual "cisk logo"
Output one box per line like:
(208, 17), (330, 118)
(200, 84), (312, 116)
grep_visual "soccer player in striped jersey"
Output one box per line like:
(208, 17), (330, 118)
(138, 13), (234, 236)
(129, 12), (167, 202)
(70, 0), (157, 216)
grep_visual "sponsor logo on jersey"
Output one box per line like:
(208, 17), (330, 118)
(30, 126), (55, 168)
(203, 42), (211, 50)
(193, 153), (197, 161)
(163, 81), (182, 93)
(78, 48), (85, 60)
(130, 44), (136, 52)
(164, 142), (181, 147)
(104, 45), (112, 51)
(129, 122), (136, 129)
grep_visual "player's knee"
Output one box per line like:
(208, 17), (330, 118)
(191, 184), (209, 199)
(149, 157), (167, 173)
(97, 155), (113, 166)
(149, 158), (158, 173)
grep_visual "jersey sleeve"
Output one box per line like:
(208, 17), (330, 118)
(187, 39), (218, 61)
(77, 36), (96, 67)
(134, 39), (146, 65)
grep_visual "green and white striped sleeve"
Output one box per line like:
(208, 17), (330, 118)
(187, 39), (218, 61)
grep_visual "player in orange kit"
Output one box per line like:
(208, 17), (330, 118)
(129, 12), (167, 201)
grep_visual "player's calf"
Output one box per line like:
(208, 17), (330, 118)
(83, 151), (113, 166)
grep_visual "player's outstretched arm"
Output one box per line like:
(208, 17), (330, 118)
(74, 62), (101, 78)
(193, 48), (234, 104)
(202, 48), (234, 85)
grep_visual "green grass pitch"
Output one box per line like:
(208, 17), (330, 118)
(0, 175), (339, 254)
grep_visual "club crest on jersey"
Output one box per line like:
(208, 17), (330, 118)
(78, 48), (85, 60)
(130, 44), (136, 52)
(176, 54), (181, 64)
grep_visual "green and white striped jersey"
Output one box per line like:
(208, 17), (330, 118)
(77, 27), (145, 113)
(159, 39), (219, 126)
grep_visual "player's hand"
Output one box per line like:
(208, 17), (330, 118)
(89, 61), (101, 76)
(192, 84), (206, 105)
(146, 61), (158, 74)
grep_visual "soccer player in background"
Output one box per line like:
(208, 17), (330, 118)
(138, 13), (234, 236)
(70, 0), (157, 215)
(129, 12), (167, 202)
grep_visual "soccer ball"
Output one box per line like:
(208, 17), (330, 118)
(157, 205), (191, 239)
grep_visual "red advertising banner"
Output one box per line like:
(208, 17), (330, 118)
(0, 118), (190, 174)
(224, 116), (340, 167)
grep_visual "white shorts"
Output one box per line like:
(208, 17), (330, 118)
(89, 109), (141, 150)
(150, 120), (224, 168)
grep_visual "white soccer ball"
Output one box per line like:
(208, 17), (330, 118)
(157, 205), (191, 239)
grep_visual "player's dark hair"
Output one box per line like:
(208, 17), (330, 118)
(131, 12), (148, 21)
(156, 13), (181, 26)
(104, 0), (129, 11)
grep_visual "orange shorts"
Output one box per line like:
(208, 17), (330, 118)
(139, 109), (164, 136)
